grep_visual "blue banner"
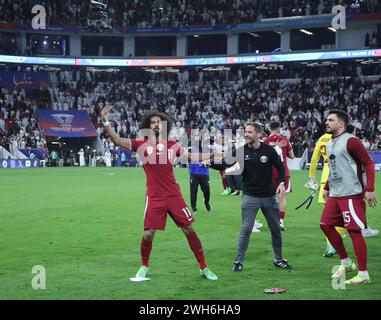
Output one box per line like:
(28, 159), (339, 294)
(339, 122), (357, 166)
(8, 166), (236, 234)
(0, 159), (39, 169)
(0, 71), (49, 91)
(19, 148), (48, 161)
(370, 151), (381, 166)
(37, 109), (97, 138)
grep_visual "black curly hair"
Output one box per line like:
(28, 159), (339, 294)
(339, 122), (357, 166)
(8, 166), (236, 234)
(139, 111), (173, 137)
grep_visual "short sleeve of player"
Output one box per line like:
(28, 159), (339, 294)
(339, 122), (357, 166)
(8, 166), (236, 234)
(131, 139), (144, 152)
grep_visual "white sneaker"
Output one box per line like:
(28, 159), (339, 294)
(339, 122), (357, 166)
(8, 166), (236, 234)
(254, 220), (263, 229)
(252, 226), (261, 233)
(362, 227), (379, 238)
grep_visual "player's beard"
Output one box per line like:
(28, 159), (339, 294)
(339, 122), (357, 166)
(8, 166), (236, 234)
(326, 126), (335, 135)
(154, 129), (160, 138)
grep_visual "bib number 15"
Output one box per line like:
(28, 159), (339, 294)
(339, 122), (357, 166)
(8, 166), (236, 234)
(342, 211), (351, 224)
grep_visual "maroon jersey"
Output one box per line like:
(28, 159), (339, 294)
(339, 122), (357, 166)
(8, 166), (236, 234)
(264, 134), (292, 178)
(131, 139), (185, 197)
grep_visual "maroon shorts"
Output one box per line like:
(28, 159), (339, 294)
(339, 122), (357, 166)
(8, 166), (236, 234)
(273, 176), (291, 193)
(320, 196), (366, 231)
(143, 194), (194, 230)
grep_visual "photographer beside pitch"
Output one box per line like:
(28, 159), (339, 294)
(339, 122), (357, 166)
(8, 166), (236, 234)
(208, 122), (293, 272)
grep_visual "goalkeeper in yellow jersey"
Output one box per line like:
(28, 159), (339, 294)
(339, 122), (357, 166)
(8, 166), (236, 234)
(306, 127), (379, 257)
(306, 132), (346, 257)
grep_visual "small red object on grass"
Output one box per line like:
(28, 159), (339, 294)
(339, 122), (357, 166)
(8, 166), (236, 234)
(264, 288), (287, 294)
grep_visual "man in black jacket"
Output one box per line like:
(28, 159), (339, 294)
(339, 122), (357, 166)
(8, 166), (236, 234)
(210, 122), (293, 272)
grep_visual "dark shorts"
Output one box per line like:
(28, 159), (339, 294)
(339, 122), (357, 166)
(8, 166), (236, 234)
(143, 194), (194, 230)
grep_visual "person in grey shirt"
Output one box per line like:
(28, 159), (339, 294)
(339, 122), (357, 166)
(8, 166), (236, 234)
(209, 122), (293, 272)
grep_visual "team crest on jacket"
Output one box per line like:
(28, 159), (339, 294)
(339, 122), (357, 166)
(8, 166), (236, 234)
(260, 156), (268, 163)
(146, 146), (153, 155)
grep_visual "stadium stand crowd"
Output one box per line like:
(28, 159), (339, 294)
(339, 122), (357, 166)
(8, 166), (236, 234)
(0, 88), (47, 152)
(1, 63), (381, 161)
(0, 0), (380, 28)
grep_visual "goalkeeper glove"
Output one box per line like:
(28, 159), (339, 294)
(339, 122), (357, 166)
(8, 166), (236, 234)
(304, 176), (319, 191)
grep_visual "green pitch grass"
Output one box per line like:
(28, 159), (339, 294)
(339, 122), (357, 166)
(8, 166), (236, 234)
(0, 167), (380, 300)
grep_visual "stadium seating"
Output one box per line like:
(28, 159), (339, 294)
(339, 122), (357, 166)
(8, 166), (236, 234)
(0, 0), (379, 28)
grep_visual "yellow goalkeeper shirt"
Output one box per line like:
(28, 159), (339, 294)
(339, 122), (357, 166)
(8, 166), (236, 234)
(309, 133), (332, 179)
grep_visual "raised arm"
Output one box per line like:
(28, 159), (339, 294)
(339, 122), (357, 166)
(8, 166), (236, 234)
(206, 147), (238, 171)
(176, 144), (222, 163)
(186, 150), (216, 163)
(101, 106), (131, 150)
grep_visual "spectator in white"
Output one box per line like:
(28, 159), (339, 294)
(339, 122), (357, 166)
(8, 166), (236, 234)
(362, 138), (371, 150)
(278, 6), (283, 17)
(318, 1), (323, 15)
(282, 125), (291, 139)
(372, 137), (380, 150)
(105, 149), (112, 167)
(96, 126), (103, 137)
(269, 99), (278, 113)
(91, 149), (97, 167)
(10, 137), (18, 155)
(78, 148), (85, 167)
(306, 2), (311, 15)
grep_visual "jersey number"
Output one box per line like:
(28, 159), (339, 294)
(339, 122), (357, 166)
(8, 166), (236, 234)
(167, 149), (174, 159)
(342, 211), (351, 224)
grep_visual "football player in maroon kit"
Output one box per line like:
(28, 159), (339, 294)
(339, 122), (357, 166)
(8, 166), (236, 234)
(101, 106), (218, 281)
(322, 109), (377, 285)
(264, 121), (295, 230)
